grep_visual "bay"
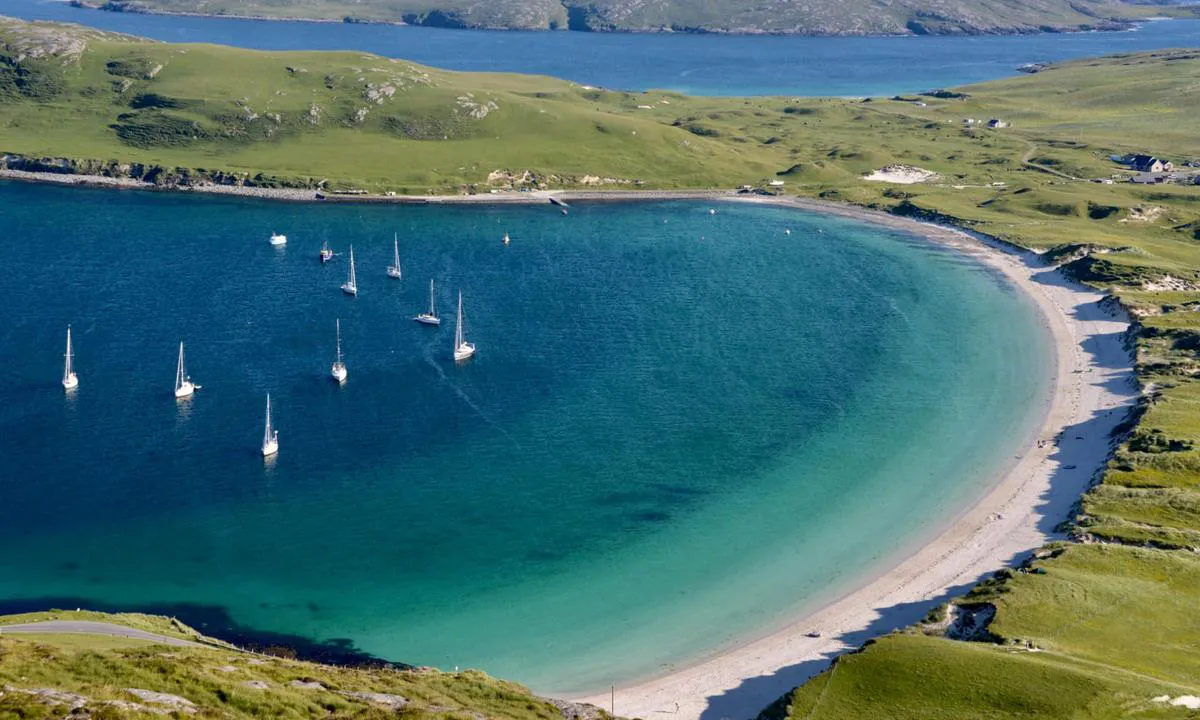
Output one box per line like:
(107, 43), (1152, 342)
(0, 182), (1049, 692)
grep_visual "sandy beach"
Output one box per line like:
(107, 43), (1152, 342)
(572, 195), (1138, 720)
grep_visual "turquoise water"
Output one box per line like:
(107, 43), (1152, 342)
(0, 182), (1049, 692)
(2, 0), (1198, 95)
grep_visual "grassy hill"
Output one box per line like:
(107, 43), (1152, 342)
(5, 15), (1200, 718)
(0, 610), (608, 720)
(0, 16), (779, 191)
(89, 0), (1186, 34)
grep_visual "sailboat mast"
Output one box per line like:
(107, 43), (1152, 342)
(348, 246), (356, 286)
(64, 326), (73, 379)
(264, 394), (273, 444)
(394, 233), (400, 269)
(176, 341), (185, 390)
(430, 279), (436, 316)
(335, 320), (344, 363)
(455, 292), (464, 348)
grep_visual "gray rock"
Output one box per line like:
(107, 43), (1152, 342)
(344, 691), (409, 708)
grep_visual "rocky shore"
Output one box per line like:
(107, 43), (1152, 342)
(0, 164), (738, 205)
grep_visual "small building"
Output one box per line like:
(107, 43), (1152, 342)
(1131, 173), (1166, 185)
(986, 118), (1010, 129)
(768, 180), (785, 187)
(1129, 155), (1171, 173)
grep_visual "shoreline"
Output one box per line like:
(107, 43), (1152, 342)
(60, 3), (1139, 37)
(0, 172), (1139, 717)
(0, 169), (738, 204)
(571, 195), (1138, 719)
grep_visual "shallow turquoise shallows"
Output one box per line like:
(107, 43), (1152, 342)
(0, 182), (1049, 693)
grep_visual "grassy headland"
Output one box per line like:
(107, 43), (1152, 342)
(82, 0), (1189, 34)
(4, 15), (1200, 718)
(0, 611), (605, 720)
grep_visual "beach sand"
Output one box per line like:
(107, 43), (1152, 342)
(573, 195), (1139, 720)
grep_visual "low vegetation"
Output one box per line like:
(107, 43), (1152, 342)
(0, 613), (599, 720)
(3, 15), (1200, 718)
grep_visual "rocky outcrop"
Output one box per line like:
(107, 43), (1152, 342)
(0, 153), (319, 190)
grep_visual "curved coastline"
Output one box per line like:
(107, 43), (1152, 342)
(55, 4), (1141, 36)
(0, 171), (1138, 716)
(572, 195), (1138, 720)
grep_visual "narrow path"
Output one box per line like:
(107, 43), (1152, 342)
(0, 621), (206, 648)
(1022, 142), (1077, 180)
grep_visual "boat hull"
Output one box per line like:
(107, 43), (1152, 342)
(341, 284), (358, 296)
(387, 267), (402, 279)
(454, 343), (476, 362)
(175, 382), (195, 399)
(331, 364), (347, 383)
(62, 374), (78, 390)
(415, 315), (441, 326)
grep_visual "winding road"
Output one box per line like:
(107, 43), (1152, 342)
(0, 620), (205, 648)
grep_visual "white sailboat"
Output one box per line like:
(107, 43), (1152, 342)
(174, 341), (198, 399)
(330, 319), (347, 383)
(387, 233), (402, 279)
(453, 291), (476, 362)
(62, 325), (78, 390)
(503, 232), (510, 246)
(341, 245), (358, 295)
(270, 232), (288, 247)
(261, 394), (279, 457)
(415, 278), (441, 326)
(320, 239), (334, 263)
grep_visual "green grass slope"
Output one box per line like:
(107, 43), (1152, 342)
(90, 0), (1188, 34)
(0, 612), (607, 720)
(0, 16), (776, 191)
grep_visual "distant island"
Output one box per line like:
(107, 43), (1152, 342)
(73, 0), (1195, 35)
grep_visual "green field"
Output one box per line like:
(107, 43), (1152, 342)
(4, 16), (1200, 719)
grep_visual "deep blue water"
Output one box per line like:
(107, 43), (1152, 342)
(1, 0), (1197, 95)
(0, 181), (1050, 692)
